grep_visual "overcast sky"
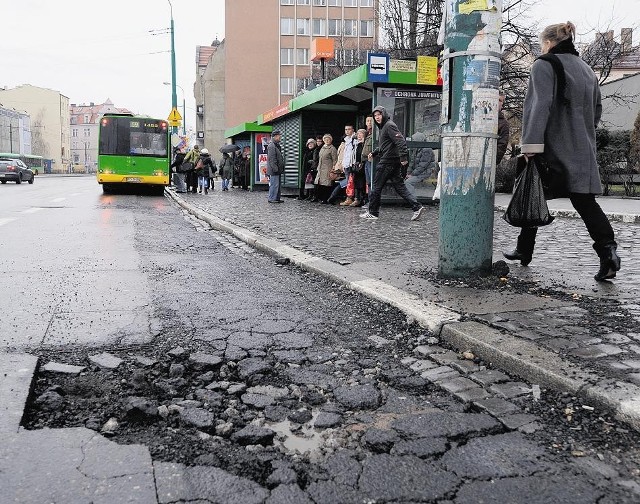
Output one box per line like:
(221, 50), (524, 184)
(1, 0), (637, 135)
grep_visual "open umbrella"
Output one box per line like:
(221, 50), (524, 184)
(219, 144), (241, 154)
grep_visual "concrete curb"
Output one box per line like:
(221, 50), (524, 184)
(169, 190), (640, 432)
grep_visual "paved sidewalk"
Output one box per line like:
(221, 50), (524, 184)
(167, 186), (640, 430)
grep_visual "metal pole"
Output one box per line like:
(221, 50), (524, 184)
(168, 0), (178, 134)
(438, 0), (503, 277)
(182, 97), (186, 136)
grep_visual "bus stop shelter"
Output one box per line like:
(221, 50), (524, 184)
(225, 55), (442, 201)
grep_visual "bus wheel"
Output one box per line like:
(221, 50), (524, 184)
(1, 180), (6, 184)
(102, 184), (112, 194)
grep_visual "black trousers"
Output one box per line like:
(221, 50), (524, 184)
(368, 162), (420, 217)
(516, 193), (616, 258)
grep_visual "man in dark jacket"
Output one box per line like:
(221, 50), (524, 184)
(170, 147), (187, 193)
(267, 130), (284, 203)
(360, 106), (424, 221)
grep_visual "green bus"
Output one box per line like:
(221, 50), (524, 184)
(97, 113), (170, 194)
(0, 153), (44, 174)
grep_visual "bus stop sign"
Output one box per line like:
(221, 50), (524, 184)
(368, 53), (389, 82)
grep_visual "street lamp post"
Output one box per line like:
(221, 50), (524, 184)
(167, 0), (178, 134)
(164, 81), (186, 135)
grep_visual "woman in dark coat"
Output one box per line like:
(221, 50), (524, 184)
(503, 21), (620, 281)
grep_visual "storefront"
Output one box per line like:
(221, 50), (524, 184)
(225, 55), (443, 201)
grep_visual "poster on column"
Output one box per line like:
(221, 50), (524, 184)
(470, 88), (499, 134)
(255, 133), (271, 184)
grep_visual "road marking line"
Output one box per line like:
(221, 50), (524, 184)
(0, 218), (17, 227)
(51, 197), (66, 203)
(22, 207), (44, 214)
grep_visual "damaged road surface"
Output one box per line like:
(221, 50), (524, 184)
(4, 180), (640, 503)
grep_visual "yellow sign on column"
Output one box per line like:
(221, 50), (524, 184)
(168, 107), (182, 122)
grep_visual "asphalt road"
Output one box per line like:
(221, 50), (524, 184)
(3, 176), (639, 503)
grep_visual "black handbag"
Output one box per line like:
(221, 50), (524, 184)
(503, 156), (555, 228)
(178, 161), (194, 173)
(350, 161), (364, 174)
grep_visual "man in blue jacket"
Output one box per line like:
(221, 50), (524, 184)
(360, 106), (424, 221)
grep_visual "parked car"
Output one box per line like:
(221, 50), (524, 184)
(0, 158), (35, 184)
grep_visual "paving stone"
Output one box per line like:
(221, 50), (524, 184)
(489, 382), (532, 399)
(498, 413), (540, 430)
(438, 377), (478, 394)
(621, 360), (640, 370)
(469, 369), (510, 386)
(473, 397), (519, 417)
(409, 359), (438, 372)
(609, 362), (633, 371)
(391, 411), (499, 438)
(133, 355), (157, 367)
(241, 393), (275, 409)
(420, 366), (460, 383)
(545, 338), (580, 351)
(453, 387), (491, 403)
(359, 455), (460, 502)
(88, 352), (122, 369)
(266, 484), (313, 504)
(333, 384), (382, 410)
(629, 345), (640, 355)
(441, 432), (550, 478)
(414, 345), (448, 356)
(627, 373), (640, 386)
(492, 321), (523, 332)
(603, 333), (632, 344)
(430, 350), (461, 366)
(155, 461), (268, 503)
(400, 356), (417, 366)
(517, 329), (545, 341)
(449, 359), (481, 374)
(314, 412), (342, 429)
(42, 361), (86, 375)
(571, 345), (623, 359)
(178, 408), (215, 429)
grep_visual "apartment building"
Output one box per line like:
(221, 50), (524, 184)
(0, 84), (70, 172)
(69, 99), (131, 173)
(195, 0), (378, 148)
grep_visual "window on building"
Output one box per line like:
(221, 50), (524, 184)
(343, 19), (357, 36)
(281, 18), (295, 35)
(84, 115), (90, 123)
(84, 128), (91, 137)
(360, 0), (373, 6)
(297, 18), (310, 35)
(297, 0), (310, 4)
(74, 154), (79, 163)
(360, 19), (374, 37)
(72, 129), (78, 138)
(328, 19), (341, 35)
(281, 0), (294, 4)
(281, 48), (294, 65)
(328, 0), (341, 5)
(344, 0), (357, 6)
(297, 48), (309, 65)
(281, 78), (295, 95)
(313, 0), (327, 5)
(312, 18), (326, 36)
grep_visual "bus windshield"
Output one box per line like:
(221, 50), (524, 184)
(99, 117), (168, 157)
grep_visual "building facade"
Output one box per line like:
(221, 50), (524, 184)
(69, 99), (130, 173)
(194, 0), (379, 148)
(0, 84), (70, 172)
(0, 106), (31, 156)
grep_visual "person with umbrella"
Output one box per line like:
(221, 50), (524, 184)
(219, 151), (234, 191)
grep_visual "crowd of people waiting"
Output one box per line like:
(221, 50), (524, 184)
(170, 144), (251, 194)
(298, 113), (437, 221)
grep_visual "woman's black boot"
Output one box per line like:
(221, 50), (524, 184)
(594, 245), (621, 281)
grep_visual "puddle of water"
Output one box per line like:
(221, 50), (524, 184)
(266, 410), (325, 460)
